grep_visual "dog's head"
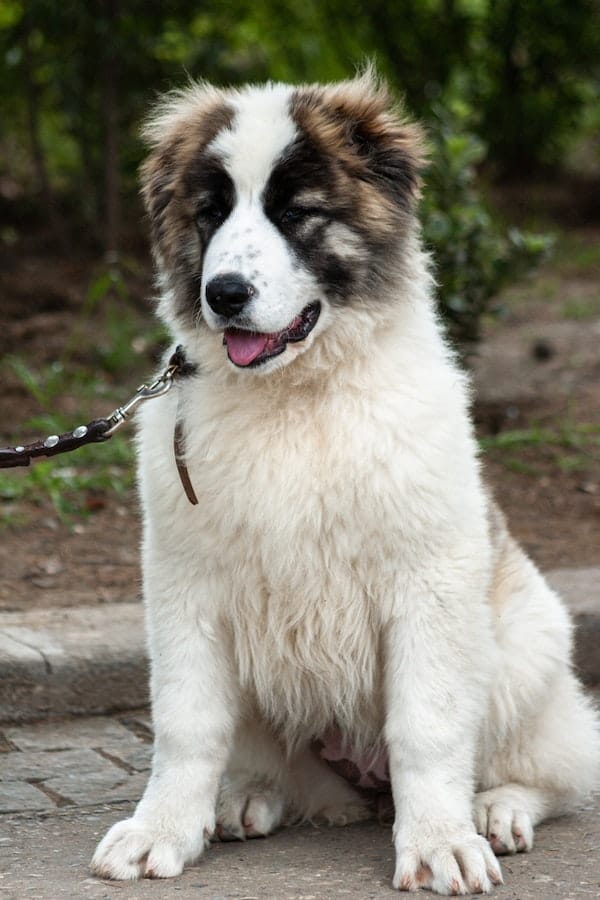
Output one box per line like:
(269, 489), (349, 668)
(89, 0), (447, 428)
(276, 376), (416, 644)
(141, 69), (425, 374)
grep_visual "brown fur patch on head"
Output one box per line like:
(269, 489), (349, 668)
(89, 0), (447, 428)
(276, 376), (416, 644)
(291, 69), (426, 237)
(140, 71), (426, 327)
(139, 84), (234, 316)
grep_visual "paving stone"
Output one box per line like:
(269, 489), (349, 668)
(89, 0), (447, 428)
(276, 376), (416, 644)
(0, 748), (118, 783)
(110, 743), (153, 773)
(0, 781), (55, 814)
(98, 770), (148, 805)
(0, 625), (63, 658)
(0, 714), (152, 817)
(5, 717), (145, 753)
(1, 709), (599, 897)
(119, 712), (153, 738)
(44, 768), (146, 807)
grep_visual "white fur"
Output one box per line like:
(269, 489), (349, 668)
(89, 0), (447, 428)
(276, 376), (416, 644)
(177, 86), (332, 371)
(92, 82), (599, 894)
(209, 84), (296, 192)
(200, 87), (329, 360)
(200, 197), (322, 337)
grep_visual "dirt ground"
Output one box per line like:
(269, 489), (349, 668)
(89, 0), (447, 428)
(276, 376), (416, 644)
(0, 224), (599, 612)
(472, 226), (600, 568)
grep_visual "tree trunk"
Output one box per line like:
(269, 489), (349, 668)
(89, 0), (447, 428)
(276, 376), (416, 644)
(22, 7), (68, 250)
(102, 0), (120, 258)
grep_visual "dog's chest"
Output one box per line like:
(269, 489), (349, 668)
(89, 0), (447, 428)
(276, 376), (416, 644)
(183, 383), (407, 562)
(143, 381), (437, 742)
(181, 388), (401, 739)
(228, 565), (384, 744)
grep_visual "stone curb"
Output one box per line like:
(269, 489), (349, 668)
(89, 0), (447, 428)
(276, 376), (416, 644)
(0, 604), (148, 723)
(0, 568), (598, 724)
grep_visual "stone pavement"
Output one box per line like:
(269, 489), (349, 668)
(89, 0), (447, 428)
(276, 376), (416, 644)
(0, 713), (153, 816)
(1, 710), (599, 900)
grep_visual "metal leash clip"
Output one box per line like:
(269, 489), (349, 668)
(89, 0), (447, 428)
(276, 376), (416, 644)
(0, 354), (186, 468)
(0, 346), (197, 490)
(103, 365), (177, 436)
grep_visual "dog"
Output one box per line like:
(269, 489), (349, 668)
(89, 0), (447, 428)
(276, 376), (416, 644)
(91, 71), (599, 894)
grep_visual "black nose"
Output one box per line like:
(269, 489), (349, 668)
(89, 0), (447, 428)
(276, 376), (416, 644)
(205, 275), (254, 318)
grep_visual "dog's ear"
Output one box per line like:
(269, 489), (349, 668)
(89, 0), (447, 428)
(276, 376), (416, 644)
(139, 84), (233, 247)
(294, 67), (426, 210)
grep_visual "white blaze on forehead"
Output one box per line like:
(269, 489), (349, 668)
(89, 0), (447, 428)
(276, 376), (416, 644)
(208, 84), (297, 198)
(200, 84), (324, 342)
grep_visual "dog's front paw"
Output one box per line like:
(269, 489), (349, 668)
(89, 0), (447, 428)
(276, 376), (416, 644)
(91, 817), (207, 880)
(393, 823), (503, 895)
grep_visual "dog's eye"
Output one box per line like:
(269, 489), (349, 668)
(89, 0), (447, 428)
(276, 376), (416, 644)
(197, 203), (228, 227)
(281, 206), (310, 224)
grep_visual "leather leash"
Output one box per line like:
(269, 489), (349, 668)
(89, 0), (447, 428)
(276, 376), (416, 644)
(0, 345), (199, 505)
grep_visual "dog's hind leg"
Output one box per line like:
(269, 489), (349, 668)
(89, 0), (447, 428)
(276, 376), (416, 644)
(474, 784), (547, 856)
(216, 773), (286, 840)
(215, 718), (288, 840)
(476, 536), (600, 857)
(475, 671), (600, 856)
(215, 718), (372, 840)
(286, 745), (373, 826)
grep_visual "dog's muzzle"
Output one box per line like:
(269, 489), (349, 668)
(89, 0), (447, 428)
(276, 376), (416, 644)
(205, 274), (255, 319)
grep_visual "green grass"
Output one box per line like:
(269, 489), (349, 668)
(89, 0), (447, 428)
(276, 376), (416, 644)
(480, 421), (600, 475)
(481, 421), (600, 451)
(0, 363), (137, 524)
(552, 234), (600, 275)
(0, 431), (135, 524)
(0, 360), (137, 525)
(562, 296), (600, 320)
(488, 228), (599, 325)
(0, 261), (170, 525)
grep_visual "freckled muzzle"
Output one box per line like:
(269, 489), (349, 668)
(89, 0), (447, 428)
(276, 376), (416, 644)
(223, 301), (321, 368)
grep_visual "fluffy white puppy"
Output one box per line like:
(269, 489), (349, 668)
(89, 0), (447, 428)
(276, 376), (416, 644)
(92, 72), (599, 894)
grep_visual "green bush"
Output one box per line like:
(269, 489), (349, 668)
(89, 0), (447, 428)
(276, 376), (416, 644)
(422, 107), (553, 346)
(474, 0), (600, 174)
(0, 0), (562, 349)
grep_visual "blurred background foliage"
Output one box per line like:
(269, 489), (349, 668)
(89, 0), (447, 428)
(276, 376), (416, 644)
(1, 0), (599, 520)
(0, 0), (599, 344)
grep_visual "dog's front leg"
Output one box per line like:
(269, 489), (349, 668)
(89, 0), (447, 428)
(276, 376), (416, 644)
(384, 582), (503, 896)
(91, 580), (237, 880)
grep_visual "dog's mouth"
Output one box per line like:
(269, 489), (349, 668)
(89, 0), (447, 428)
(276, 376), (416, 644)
(223, 302), (321, 368)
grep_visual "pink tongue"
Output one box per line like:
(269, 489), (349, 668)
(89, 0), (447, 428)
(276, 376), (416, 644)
(225, 330), (271, 366)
